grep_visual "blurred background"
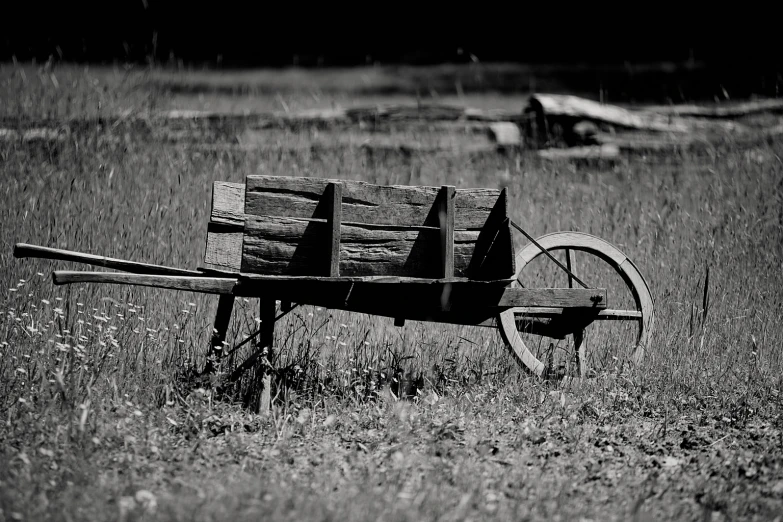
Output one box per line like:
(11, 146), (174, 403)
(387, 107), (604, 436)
(3, 2), (780, 102)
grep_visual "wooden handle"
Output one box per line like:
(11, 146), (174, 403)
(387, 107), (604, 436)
(14, 243), (203, 276)
(53, 271), (238, 294)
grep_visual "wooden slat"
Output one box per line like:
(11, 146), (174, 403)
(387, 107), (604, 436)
(238, 274), (514, 284)
(13, 243), (204, 276)
(499, 288), (606, 308)
(438, 186), (455, 278)
(244, 175), (499, 229)
(204, 223), (242, 272)
(232, 276), (597, 311)
(326, 183), (342, 277)
(204, 181), (245, 271)
(514, 307), (641, 319)
(211, 181), (245, 226)
(53, 271), (238, 294)
(241, 216), (480, 277)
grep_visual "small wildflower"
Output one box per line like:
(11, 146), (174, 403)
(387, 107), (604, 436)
(41, 299), (50, 305)
(37, 272), (44, 277)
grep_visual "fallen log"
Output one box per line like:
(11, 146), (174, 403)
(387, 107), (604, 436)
(526, 94), (691, 133)
(642, 98), (783, 119)
(537, 144), (620, 161)
(487, 122), (522, 147)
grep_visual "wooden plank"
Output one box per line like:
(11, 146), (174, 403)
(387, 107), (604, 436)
(238, 274), (514, 284)
(13, 243), (204, 276)
(241, 216), (480, 277)
(438, 186), (455, 278)
(204, 223), (242, 272)
(52, 271), (238, 294)
(514, 307), (642, 319)
(232, 276), (599, 313)
(211, 181), (245, 226)
(204, 182), (245, 271)
(499, 288), (606, 309)
(244, 175), (499, 229)
(465, 189), (515, 280)
(326, 182), (342, 277)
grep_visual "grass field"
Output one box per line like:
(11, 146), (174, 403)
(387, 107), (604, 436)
(1, 62), (783, 521)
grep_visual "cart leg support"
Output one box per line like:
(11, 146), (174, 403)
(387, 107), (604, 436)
(206, 294), (236, 374)
(257, 299), (277, 415)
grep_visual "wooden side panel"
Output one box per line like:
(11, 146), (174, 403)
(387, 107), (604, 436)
(212, 181), (245, 225)
(242, 215), (479, 277)
(244, 175), (499, 229)
(204, 223), (243, 272)
(204, 181), (245, 272)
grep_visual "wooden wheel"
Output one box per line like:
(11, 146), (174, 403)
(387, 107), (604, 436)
(498, 232), (654, 380)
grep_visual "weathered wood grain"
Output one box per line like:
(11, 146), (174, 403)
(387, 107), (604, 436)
(438, 186), (455, 279)
(241, 216), (480, 277)
(499, 288), (606, 308)
(244, 175), (499, 229)
(211, 181), (245, 226)
(13, 243), (204, 276)
(326, 183), (342, 277)
(204, 223), (243, 272)
(53, 271), (238, 294)
(513, 307), (641, 319)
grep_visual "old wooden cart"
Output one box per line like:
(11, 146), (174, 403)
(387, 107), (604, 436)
(14, 175), (654, 404)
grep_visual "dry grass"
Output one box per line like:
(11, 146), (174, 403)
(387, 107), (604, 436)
(1, 62), (783, 521)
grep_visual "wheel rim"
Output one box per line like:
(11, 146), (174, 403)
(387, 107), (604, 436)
(498, 232), (654, 379)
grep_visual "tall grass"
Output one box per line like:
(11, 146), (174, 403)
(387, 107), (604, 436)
(1, 62), (782, 520)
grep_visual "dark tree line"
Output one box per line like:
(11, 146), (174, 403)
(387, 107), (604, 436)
(2, 1), (779, 70)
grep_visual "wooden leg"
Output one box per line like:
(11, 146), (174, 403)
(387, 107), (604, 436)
(205, 294), (235, 375)
(257, 299), (277, 415)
